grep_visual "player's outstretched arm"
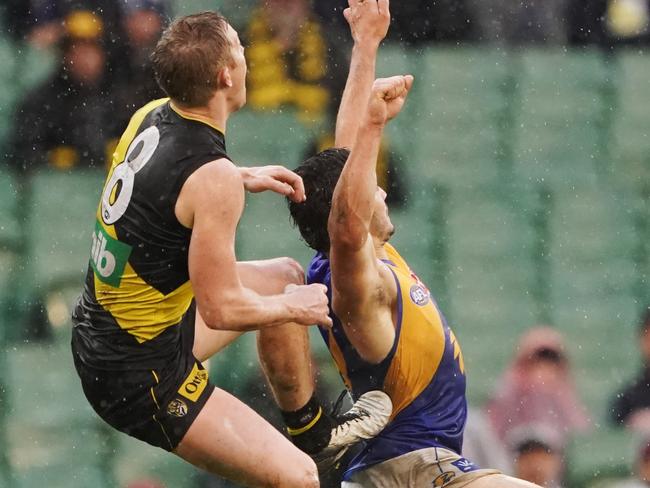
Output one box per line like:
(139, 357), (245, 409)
(335, 0), (390, 149)
(328, 75), (413, 364)
(176, 159), (332, 331)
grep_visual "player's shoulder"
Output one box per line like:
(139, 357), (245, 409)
(131, 98), (170, 125)
(184, 158), (241, 193)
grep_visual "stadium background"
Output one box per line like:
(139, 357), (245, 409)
(0, 0), (648, 486)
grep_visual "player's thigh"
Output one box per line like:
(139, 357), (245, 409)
(192, 310), (243, 363)
(465, 474), (542, 487)
(237, 258), (304, 293)
(174, 387), (318, 488)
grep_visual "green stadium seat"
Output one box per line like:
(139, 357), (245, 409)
(610, 51), (650, 189)
(567, 428), (640, 487)
(512, 49), (611, 188)
(0, 169), (21, 250)
(23, 169), (104, 293)
(10, 169), (104, 339)
(7, 342), (115, 488)
(227, 108), (313, 170)
(614, 50), (650, 123)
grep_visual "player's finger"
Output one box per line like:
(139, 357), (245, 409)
(271, 167), (306, 202)
(263, 177), (295, 197)
(312, 283), (329, 294)
(319, 315), (334, 329)
(404, 74), (414, 92)
(348, 0), (359, 8)
(285, 283), (299, 293)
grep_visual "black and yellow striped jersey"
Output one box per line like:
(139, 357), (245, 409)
(72, 99), (229, 370)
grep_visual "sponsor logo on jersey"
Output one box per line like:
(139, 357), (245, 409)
(409, 284), (430, 306)
(167, 398), (188, 418)
(90, 220), (132, 287)
(432, 471), (455, 486)
(178, 363), (209, 402)
(451, 458), (478, 473)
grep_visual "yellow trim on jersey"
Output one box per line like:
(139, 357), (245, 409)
(169, 102), (225, 135)
(94, 270), (193, 343)
(328, 329), (352, 390)
(381, 243), (448, 419)
(286, 407), (323, 436)
(93, 98), (194, 344)
(107, 98), (170, 174)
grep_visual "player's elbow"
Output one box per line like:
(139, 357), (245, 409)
(197, 296), (250, 331)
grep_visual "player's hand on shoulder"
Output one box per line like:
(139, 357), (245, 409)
(366, 75), (414, 127)
(344, 0), (390, 48)
(239, 165), (306, 202)
(284, 283), (333, 328)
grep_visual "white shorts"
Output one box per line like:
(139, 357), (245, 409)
(341, 447), (501, 488)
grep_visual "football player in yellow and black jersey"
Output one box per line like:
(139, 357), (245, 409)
(71, 11), (392, 487)
(289, 1), (543, 486)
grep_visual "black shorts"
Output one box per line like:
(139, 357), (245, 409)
(72, 305), (215, 451)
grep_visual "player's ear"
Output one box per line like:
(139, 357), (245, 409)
(218, 66), (233, 89)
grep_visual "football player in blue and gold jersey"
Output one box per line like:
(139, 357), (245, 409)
(289, 1), (543, 486)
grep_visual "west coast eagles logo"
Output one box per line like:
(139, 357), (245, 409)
(167, 398), (188, 418)
(432, 471), (455, 486)
(409, 284), (429, 306)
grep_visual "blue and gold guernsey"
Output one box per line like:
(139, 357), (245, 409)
(307, 243), (467, 479)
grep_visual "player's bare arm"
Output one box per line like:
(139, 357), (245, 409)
(335, 0), (390, 148)
(176, 158), (332, 331)
(328, 76), (413, 364)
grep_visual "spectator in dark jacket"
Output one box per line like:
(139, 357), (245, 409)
(8, 9), (121, 172)
(610, 307), (650, 431)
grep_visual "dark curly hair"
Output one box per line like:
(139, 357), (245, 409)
(288, 148), (350, 253)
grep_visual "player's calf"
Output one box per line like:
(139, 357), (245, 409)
(282, 391), (392, 473)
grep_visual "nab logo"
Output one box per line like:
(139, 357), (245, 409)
(409, 284), (430, 306)
(451, 458), (478, 473)
(432, 472), (454, 487)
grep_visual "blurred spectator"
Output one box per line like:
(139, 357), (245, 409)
(487, 326), (591, 450)
(611, 438), (650, 487)
(610, 307), (650, 432)
(567, 0), (650, 46)
(511, 425), (566, 487)
(463, 407), (513, 474)
(13, 1), (123, 50)
(244, 0), (346, 123)
(112, 0), (168, 120)
(467, 0), (569, 44)
(314, 0), (476, 44)
(8, 9), (121, 172)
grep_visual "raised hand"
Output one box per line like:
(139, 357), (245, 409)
(343, 0), (391, 48)
(284, 283), (333, 328)
(366, 75), (414, 127)
(239, 165), (306, 202)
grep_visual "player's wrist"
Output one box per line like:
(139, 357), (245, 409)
(352, 40), (380, 55)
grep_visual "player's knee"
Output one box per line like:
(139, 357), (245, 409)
(279, 257), (305, 286)
(284, 455), (318, 488)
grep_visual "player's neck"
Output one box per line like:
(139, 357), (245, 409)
(374, 238), (389, 260)
(170, 98), (230, 134)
